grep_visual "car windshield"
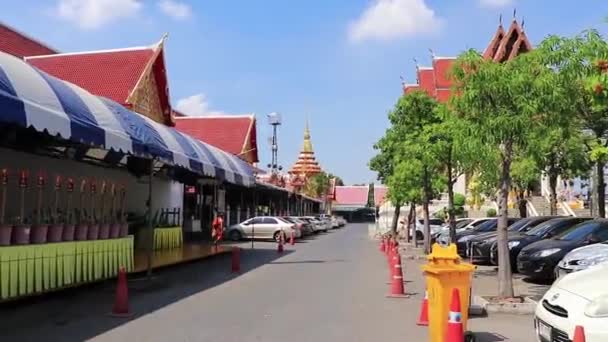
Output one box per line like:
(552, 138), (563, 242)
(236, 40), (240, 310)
(507, 219), (531, 232)
(276, 217), (291, 224)
(525, 219), (564, 236)
(282, 217), (295, 223)
(456, 220), (473, 229)
(472, 219), (497, 232)
(557, 222), (600, 241)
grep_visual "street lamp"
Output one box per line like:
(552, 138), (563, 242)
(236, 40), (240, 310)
(267, 112), (282, 174)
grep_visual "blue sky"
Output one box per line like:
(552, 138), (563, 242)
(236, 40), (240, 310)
(3, 0), (608, 184)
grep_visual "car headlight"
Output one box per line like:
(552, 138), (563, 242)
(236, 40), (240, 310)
(532, 248), (561, 257)
(507, 241), (520, 249)
(578, 257), (608, 267)
(458, 235), (475, 243)
(585, 294), (608, 317)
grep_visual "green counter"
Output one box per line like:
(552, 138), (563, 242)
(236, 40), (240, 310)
(0, 236), (133, 301)
(153, 227), (183, 250)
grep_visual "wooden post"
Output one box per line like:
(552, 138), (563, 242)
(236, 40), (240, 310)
(147, 159), (154, 279)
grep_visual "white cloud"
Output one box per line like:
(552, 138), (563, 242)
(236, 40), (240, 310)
(348, 0), (442, 43)
(176, 93), (225, 116)
(158, 0), (192, 20)
(479, 0), (513, 8)
(55, 0), (143, 30)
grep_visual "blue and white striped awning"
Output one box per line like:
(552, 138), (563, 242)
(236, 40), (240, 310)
(0, 51), (255, 186)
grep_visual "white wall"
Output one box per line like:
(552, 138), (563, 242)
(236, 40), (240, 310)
(0, 147), (182, 222)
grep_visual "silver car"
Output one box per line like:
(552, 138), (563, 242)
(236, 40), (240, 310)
(225, 216), (298, 241)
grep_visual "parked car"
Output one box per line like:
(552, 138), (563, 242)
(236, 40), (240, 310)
(455, 218), (520, 257)
(518, 219), (608, 280)
(283, 216), (314, 236)
(435, 218), (493, 245)
(489, 217), (590, 269)
(410, 218), (444, 240)
(225, 216), (298, 241)
(535, 262), (608, 341)
(336, 216), (347, 227)
(465, 216), (555, 264)
(556, 241), (608, 278)
(302, 216), (327, 233)
(330, 216), (340, 229)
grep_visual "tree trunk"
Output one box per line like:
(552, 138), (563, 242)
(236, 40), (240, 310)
(423, 168), (431, 254)
(497, 145), (515, 298)
(412, 205), (418, 247)
(391, 203), (401, 235)
(407, 203), (415, 243)
(597, 161), (606, 218)
(447, 177), (457, 244)
(549, 171), (558, 216)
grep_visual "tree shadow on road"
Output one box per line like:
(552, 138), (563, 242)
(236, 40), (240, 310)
(0, 247), (290, 342)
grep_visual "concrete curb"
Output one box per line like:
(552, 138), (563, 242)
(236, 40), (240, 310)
(473, 295), (537, 315)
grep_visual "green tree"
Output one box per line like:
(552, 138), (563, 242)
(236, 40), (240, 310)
(511, 156), (540, 217)
(370, 128), (402, 234)
(537, 31), (608, 217)
(451, 50), (555, 298)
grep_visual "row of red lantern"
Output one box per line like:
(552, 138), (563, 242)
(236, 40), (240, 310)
(0, 168), (126, 195)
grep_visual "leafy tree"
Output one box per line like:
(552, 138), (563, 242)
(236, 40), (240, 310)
(537, 31), (608, 217)
(511, 156), (540, 217)
(451, 49), (555, 298)
(370, 128), (402, 234)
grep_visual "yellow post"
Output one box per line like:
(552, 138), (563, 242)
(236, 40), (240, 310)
(421, 243), (475, 342)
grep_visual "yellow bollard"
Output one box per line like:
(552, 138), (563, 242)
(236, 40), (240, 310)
(421, 243), (475, 342)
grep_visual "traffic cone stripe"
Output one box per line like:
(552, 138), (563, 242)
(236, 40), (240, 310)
(448, 311), (462, 323)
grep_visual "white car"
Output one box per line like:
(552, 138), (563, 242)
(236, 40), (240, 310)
(225, 216), (298, 241)
(330, 216), (340, 229)
(556, 242), (608, 277)
(535, 262), (608, 341)
(436, 218), (493, 244)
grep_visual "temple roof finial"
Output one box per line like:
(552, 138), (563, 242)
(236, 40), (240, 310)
(429, 48), (435, 59)
(513, 8), (517, 21)
(521, 17), (525, 31)
(499, 14), (503, 26)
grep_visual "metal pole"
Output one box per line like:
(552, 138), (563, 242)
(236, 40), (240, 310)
(146, 158), (154, 279)
(251, 186), (256, 249)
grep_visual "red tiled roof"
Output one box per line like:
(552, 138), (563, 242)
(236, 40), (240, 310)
(174, 115), (258, 163)
(374, 187), (388, 206)
(27, 48), (154, 106)
(0, 22), (57, 58)
(334, 186), (369, 206)
(417, 68), (436, 96)
(404, 84), (420, 94)
(436, 89), (452, 103)
(432, 58), (455, 89)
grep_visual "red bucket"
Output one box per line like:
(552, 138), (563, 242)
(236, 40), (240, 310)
(31, 224), (48, 244)
(75, 223), (88, 241)
(98, 223), (110, 240)
(0, 224), (12, 246)
(87, 224), (99, 240)
(62, 224), (75, 241)
(47, 224), (64, 243)
(109, 223), (120, 239)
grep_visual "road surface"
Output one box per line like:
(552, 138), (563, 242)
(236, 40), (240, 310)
(0, 223), (535, 341)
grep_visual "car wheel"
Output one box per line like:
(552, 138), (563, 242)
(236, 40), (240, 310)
(415, 231), (424, 241)
(229, 230), (241, 241)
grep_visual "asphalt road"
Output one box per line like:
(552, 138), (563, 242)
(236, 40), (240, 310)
(0, 223), (536, 341)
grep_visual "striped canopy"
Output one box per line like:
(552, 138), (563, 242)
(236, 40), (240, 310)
(0, 51), (254, 186)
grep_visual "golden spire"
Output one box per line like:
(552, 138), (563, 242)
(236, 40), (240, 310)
(303, 118), (313, 153)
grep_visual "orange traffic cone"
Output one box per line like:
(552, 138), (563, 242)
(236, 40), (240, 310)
(379, 238), (386, 252)
(277, 232), (284, 253)
(231, 247), (240, 273)
(573, 325), (586, 342)
(110, 266), (132, 317)
(446, 288), (464, 342)
(387, 251), (397, 284)
(386, 252), (408, 298)
(416, 290), (429, 326)
(290, 231), (295, 245)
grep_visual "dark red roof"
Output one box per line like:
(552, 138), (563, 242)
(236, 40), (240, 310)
(417, 68), (436, 96)
(404, 84), (420, 94)
(174, 115), (258, 163)
(0, 22), (57, 58)
(334, 186), (369, 206)
(374, 187), (388, 206)
(27, 48), (153, 106)
(432, 58), (455, 89)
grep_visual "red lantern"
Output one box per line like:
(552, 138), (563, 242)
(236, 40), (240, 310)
(80, 179), (87, 193)
(54, 175), (62, 190)
(1, 169), (7, 186)
(101, 180), (107, 194)
(37, 172), (46, 188)
(19, 170), (28, 188)
(67, 178), (75, 193)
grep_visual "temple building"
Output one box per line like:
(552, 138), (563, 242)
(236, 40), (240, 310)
(26, 36), (174, 126)
(0, 22), (58, 58)
(174, 113), (259, 164)
(288, 121), (322, 191)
